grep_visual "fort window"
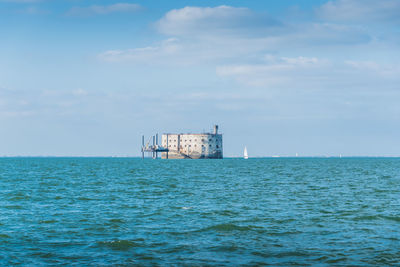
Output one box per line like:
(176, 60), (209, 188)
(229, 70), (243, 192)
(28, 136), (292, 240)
(216, 145), (219, 148)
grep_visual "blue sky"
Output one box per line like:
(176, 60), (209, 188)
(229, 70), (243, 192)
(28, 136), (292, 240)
(1, 0), (399, 157)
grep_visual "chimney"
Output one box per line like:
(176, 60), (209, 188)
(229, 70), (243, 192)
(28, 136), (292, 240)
(213, 125), (218, 134)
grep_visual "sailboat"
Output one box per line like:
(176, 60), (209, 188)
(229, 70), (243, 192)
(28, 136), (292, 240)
(244, 146), (248, 159)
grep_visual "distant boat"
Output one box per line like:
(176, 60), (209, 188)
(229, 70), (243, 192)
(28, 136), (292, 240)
(244, 146), (248, 159)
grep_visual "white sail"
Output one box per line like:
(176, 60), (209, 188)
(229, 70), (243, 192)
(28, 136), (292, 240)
(244, 146), (248, 159)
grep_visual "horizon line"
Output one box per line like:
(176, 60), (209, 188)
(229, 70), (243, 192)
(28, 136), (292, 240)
(1, 156), (400, 158)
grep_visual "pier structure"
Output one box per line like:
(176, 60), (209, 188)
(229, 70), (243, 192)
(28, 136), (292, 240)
(141, 134), (169, 159)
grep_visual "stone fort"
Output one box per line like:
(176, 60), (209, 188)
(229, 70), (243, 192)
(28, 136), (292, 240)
(161, 125), (223, 159)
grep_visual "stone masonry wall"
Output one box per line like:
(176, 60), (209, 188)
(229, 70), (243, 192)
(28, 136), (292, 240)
(161, 133), (223, 159)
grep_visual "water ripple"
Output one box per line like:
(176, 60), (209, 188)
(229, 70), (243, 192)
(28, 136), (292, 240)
(1, 157), (400, 265)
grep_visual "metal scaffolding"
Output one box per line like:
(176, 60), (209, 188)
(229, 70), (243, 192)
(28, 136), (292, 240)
(141, 133), (169, 159)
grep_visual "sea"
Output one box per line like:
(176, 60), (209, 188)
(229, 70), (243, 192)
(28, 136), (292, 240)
(1, 157), (400, 266)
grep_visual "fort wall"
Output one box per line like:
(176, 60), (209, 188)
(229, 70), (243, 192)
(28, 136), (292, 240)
(161, 130), (223, 159)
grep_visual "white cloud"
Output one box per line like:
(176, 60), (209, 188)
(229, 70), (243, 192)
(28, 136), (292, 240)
(281, 56), (319, 65)
(72, 88), (88, 97)
(216, 56), (328, 87)
(67, 3), (141, 16)
(98, 24), (369, 66)
(99, 37), (280, 65)
(99, 5), (371, 66)
(155, 5), (369, 43)
(345, 60), (400, 77)
(289, 23), (370, 45)
(217, 56), (400, 90)
(156, 5), (281, 37)
(316, 0), (400, 23)
(95, 3), (393, 104)
(99, 38), (183, 64)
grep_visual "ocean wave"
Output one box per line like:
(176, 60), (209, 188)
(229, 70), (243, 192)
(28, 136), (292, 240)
(196, 223), (262, 233)
(96, 240), (145, 251)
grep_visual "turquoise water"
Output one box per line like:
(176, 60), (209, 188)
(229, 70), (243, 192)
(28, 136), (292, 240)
(1, 157), (400, 265)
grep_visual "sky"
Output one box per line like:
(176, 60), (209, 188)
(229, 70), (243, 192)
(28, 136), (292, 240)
(0, 0), (399, 157)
